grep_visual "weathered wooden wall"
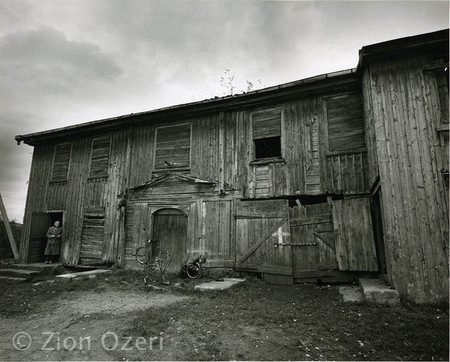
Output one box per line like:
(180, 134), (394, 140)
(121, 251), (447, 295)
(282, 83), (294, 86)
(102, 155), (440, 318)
(123, 175), (236, 270)
(20, 77), (371, 273)
(112, 88), (369, 199)
(20, 130), (130, 266)
(362, 53), (449, 303)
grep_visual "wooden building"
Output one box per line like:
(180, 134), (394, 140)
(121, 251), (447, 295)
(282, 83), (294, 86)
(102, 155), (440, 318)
(360, 30), (449, 303)
(15, 29), (448, 303)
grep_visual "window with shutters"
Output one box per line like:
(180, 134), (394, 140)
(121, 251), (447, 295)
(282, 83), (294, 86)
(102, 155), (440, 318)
(51, 143), (72, 182)
(89, 136), (111, 178)
(251, 108), (283, 161)
(325, 93), (366, 153)
(154, 123), (191, 170)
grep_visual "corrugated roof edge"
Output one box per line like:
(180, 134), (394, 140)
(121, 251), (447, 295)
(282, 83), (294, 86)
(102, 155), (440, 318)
(15, 68), (357, 145)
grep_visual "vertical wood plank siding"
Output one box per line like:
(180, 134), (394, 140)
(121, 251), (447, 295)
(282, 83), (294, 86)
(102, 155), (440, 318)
(20, 87), (370, 270)
(363, 54), (449, 302)
(332, 197), (378, 271)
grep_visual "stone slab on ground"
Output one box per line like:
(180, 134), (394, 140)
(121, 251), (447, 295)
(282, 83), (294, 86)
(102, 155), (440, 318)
(55, 269), (111, 282)
(0, 275), (28, 282)
(360, 278), (400, 305)
(12, 263), (62, 271)
(194, 278), (246, 291)
(0, 268), (39, 279)
(1, 263), (67, 282)
(339, 286), (363, 303)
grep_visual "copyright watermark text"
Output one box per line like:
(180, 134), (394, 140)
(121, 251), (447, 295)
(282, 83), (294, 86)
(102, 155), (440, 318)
(12, 331), (163, 352)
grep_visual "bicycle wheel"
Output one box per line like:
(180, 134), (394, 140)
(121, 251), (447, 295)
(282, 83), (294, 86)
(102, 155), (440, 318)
(186, 262), (203, 279)
(135, 247), (150, 264)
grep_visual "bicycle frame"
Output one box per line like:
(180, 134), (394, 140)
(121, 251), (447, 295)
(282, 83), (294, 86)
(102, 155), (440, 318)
(142, 249), (172, 285)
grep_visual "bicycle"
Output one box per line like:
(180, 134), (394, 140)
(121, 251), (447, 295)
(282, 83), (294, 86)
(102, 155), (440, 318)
(183, 254), (207, 279)
(135, 240), (172, 285)
(135, 239), (157, 265)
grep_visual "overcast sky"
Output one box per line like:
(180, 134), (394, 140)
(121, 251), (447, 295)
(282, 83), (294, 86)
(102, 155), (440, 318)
(0, 0), (448, 222)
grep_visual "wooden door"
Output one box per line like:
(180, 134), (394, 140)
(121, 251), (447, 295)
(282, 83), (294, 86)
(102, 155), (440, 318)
(290, 201), (338, 279)
(28, 212), (50, 263)
(332, 197), (378, 271)
(235, 199), (293, 284)
(152, 208), (187, 273)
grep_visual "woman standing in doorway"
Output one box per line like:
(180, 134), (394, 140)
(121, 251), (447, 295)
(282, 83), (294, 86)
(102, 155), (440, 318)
(44, 221), (62, 264)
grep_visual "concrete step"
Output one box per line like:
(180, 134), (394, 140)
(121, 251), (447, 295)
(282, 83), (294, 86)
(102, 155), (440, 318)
(0, 268), (40, 280)
(359, 278), (400, 305)
(0, 275), (28, 282)
(194, 278), (246, 291)
(339, 286), (363, 303)
(55, 269), (111, 282)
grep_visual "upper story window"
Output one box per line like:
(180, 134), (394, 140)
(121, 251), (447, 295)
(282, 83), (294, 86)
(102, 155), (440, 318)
(325, 93), (365, 154)
(51, 142), (72, 182)
(154, 123), (191, 170)
(251, 108), (283, 161)
(89, 136), (111, 178)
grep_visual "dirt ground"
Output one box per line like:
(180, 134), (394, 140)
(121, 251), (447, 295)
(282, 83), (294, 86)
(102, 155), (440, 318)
(0, 269), (448, 361)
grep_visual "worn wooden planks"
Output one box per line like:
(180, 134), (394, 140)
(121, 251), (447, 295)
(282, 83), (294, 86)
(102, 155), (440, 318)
(79, 212), (105, 264)
(51, 143), (72, 181)
(89, 136), (111, 178)
(154, 123), (191, 170)
(332, 197), (378, 272)
(362, 53), (449, 302)
(325, 93), (366, 153)
(235, 199), (292, 277)
(290, 201), (338, 278)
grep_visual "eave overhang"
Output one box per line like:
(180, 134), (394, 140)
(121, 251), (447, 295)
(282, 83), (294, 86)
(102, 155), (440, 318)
(15, 68), (359, 146)
(357, 28), (449, 70)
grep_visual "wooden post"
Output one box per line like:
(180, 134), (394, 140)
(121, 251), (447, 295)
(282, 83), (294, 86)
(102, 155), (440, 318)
(0, 193), (19, 260)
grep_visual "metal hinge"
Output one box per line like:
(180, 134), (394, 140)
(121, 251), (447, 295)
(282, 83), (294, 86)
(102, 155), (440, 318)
(274, 242), (317, 248)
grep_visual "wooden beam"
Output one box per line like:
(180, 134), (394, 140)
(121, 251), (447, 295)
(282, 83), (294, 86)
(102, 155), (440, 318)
(0, 193), (19, 260)
(237, 217), (287, 265)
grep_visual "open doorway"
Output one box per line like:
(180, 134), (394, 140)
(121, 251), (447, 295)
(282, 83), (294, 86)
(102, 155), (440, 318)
(28, 211), (64, 263)
(371, 190), (387, 274)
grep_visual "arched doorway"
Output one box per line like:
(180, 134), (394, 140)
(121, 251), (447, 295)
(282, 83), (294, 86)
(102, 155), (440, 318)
(152, 208), (187, 273)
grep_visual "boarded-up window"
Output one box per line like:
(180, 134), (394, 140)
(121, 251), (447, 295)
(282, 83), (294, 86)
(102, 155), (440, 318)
(154, 123), (191, 169)
(79, 211), (104, 264)
(51, 143), (72, 181)
(326, 93), (365, 153)
(251, 108), (282, 159)
(89, 136), (111, 178)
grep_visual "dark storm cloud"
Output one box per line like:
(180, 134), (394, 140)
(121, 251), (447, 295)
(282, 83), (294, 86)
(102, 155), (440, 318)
(0, 26), (123, 220)
(0, 26), (123, 96)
